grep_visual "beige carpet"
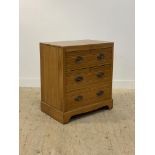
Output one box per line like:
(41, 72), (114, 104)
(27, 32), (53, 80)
(20, 88), (135, 155)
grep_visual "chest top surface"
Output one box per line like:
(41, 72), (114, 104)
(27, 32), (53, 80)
(41, 39), (113, 47)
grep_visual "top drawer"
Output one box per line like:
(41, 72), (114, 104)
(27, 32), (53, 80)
(65, 48), (113, 71)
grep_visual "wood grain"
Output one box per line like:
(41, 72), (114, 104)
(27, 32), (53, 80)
(40, 40), (114, 123)
(65, 85), (112, 111)
(40, 44), (64, 110)
(42, 39), (113, 47)
(65, 48), (112, 71)
(66, 65), (112, 91)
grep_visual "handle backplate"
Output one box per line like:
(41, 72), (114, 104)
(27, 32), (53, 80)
(75, 56), (83, 64)
(96, 90), (104, 96)
(74, 95), (83, 102)
(96, 72), (104, 78)
(97, 53), (104, 60)
(75, 76), (83, 82)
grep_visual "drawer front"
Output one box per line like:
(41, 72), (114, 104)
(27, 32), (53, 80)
(65, 85), (112, 111)
(66, 65), (112, 92)
(90, 85), (112, 103)
(66, 88), (91, 111)
(65, 48), (113, 71)
(66, 68), (90, 91)
(89, 48), (113, 66)
(89, 65), (112, 84)
(65, 50), (91, 70)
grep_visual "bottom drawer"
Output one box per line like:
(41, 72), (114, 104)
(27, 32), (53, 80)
(65, 85), (112, 111)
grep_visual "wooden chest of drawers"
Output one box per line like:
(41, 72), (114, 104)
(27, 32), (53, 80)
(40, 40), (114, 123)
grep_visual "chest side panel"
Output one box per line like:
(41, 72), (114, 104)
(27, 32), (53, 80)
(40, 44), (64, 110)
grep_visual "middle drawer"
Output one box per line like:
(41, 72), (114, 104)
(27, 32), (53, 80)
(66, 65), (112, 92)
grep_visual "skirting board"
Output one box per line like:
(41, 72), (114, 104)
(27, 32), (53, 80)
(19, 77), (135, 89)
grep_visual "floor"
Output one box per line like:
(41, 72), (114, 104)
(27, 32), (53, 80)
(20, 88), (135, 155)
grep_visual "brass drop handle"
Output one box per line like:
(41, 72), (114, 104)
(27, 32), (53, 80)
(75, 76), (83, 82)
(96, 72), (104, 78)
(97, 53), (104, 60)
(75, 56), (83, 64)
(74, 95), (83, 102)
(96, 90), (104, 96)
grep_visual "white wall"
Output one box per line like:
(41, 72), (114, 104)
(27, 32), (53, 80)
(20, 0), (135, 88)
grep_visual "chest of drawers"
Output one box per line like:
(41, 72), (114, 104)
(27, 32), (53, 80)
(40, 40), (114, 123)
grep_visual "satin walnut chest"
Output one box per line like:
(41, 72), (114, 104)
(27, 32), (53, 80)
(40, 40), (114, 123)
